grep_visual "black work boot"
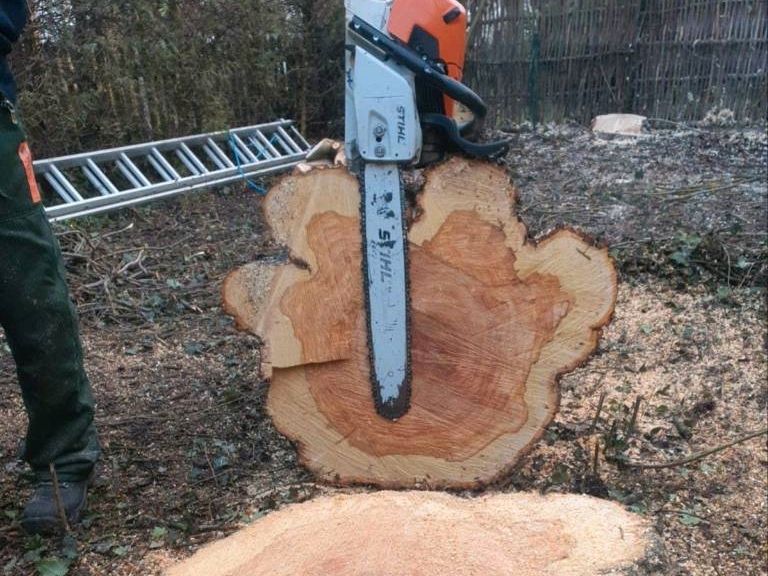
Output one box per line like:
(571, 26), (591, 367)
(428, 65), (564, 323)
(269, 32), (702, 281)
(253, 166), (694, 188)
(20, 476), (91, 535)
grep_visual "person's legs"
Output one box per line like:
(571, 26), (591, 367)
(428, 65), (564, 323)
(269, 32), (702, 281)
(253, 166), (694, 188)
(0, 99), (99, 532)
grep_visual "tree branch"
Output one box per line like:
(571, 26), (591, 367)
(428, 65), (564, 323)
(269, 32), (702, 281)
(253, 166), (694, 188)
(612, 427), (767, 470)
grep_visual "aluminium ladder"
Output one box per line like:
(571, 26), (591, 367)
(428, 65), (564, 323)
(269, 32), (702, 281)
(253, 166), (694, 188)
(33, 120), (311, 222)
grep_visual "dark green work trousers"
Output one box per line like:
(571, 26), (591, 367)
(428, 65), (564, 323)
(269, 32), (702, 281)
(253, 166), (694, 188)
(0, 99), (99, 482)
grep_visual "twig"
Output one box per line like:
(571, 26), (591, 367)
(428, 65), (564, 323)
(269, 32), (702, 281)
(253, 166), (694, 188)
(115, 249), (145, 275)
(203, 444), (221, 487)
(100, 392), (258, 428)
(49, 463), (72, 534)
(657, 507), (710, 522)
(467, 0), (491, 46)
(651, 176), (761, 200)
(143, 234), (195, 252)
(645, 117), (702, 131)
(589, 391), (606, 434)
(672, 416), (693, 440)
(592, 438), (600, 476)
(609, 235), (677, 248)
(244, 482), (321, 504)
(625, 396), (642, 436)
(99, 222), (135, 240)
(720, 241), (732, 286)
(614, 427), (767, 470)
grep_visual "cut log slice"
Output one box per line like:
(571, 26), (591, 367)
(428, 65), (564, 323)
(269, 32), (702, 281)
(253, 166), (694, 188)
(165, 491), (663, 576)
(223, 157), (617, 488)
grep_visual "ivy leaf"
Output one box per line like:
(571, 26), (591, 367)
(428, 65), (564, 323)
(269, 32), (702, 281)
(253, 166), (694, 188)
(35, 557), (71, 576)
(149, 526), (168, 549)
(61, 535), (79, 562)
(679, 512), (702, 526)
(716, 286), (732, 301)
(112, 546), (130, 557)
(628, 502), (647, 515)
(677, 233), (701, 249)
(549, 463), (570, 485)
(607, 488), (628, 502)
(183, 342), (204, 356)
(670, 251), (689, 266)
(735, 257), (751, 270)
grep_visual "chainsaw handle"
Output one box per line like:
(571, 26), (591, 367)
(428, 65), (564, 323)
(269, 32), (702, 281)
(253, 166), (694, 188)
(422, 113), (509, 159)
(349, 16), (488, 119)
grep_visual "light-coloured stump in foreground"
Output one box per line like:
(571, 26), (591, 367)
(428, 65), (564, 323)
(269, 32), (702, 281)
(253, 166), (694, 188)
(166, 491), (662, 576)
(223, 157), (617, 488)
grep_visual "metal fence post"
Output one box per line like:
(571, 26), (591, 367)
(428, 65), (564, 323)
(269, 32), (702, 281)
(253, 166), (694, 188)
(528, 22), (541, 127)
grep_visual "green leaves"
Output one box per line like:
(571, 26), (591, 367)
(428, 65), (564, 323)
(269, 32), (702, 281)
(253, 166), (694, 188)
(549, 463), (570, 485)
(35, 558), (70, 576)
(20, 534), (80, 576)
(678, 511), (702, 526)
(716, 285), (732, 302)
(149, 526), (168, 549)
(183, 341), (205, 356)
(669, 232), (702, 268)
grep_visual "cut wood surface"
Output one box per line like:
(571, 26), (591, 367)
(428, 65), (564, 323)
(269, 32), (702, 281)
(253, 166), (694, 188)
(165, 491), (661, 576)
(223, 157), (617, 488)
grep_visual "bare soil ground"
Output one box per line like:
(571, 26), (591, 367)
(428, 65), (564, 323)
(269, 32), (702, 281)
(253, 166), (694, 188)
(0, 124), (766, 575)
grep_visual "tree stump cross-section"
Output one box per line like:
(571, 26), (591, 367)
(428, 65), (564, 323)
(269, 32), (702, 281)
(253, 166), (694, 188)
(166, 491), (662, 576)
(223, 157), (617, 488)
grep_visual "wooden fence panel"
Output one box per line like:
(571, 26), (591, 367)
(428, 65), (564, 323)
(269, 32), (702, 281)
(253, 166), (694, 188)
(465, 0), (767, 125)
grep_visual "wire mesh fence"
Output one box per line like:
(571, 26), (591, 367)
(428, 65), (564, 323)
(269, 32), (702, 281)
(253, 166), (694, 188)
(465, 0), (767, 126)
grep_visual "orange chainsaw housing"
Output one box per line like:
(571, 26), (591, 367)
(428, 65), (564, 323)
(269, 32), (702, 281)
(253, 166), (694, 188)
(387, 0), (467, 115)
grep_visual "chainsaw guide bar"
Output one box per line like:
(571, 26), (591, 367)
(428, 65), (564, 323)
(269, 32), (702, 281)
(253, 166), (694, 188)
(359, 163), (412, 420)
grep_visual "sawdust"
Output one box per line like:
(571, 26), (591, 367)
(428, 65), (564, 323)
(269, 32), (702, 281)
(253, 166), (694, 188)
(0, 124), (765, 575)
(508, 282), (767, 576)
(501, 123), (767, 287)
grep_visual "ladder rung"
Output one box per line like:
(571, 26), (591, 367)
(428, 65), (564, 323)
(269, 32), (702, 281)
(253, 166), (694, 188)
(206, 138), (234, 168)
(83, 166), (111, 197)
(176, 148), (200, 175)
(248, 136), (272, 160)
(117, 159), (142, 189)
(289, 125), (311, 149)
(271, 133), (291, 155)
(279, 134), (298, 154)
(148, 154), (173, 182)
(151, 148), (181, 181)
(49, 165), (84, 202)
(86, 160), (119, 195)
(277, 126), (305, 154)
(44, 172), (76, 204)
(179, 144), (208, 174)
(119, 154), (151, 187)
(230, 134), (258, 163)
(203, 144), (227, 170)
(255, 131), (281, 158)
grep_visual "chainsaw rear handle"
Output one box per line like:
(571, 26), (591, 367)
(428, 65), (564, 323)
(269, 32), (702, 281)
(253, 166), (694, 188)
(421, 113), (509, 159)
(349, 16), (488, 119)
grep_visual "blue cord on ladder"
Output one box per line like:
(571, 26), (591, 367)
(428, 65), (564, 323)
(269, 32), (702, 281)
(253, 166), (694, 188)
(228, 133), (267, 195)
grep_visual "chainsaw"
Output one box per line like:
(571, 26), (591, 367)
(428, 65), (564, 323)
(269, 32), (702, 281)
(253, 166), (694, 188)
(345, 0), (508, 420)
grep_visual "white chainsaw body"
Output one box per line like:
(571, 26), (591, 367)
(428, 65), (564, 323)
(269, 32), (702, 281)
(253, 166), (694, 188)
(344, 0), (422, 167)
